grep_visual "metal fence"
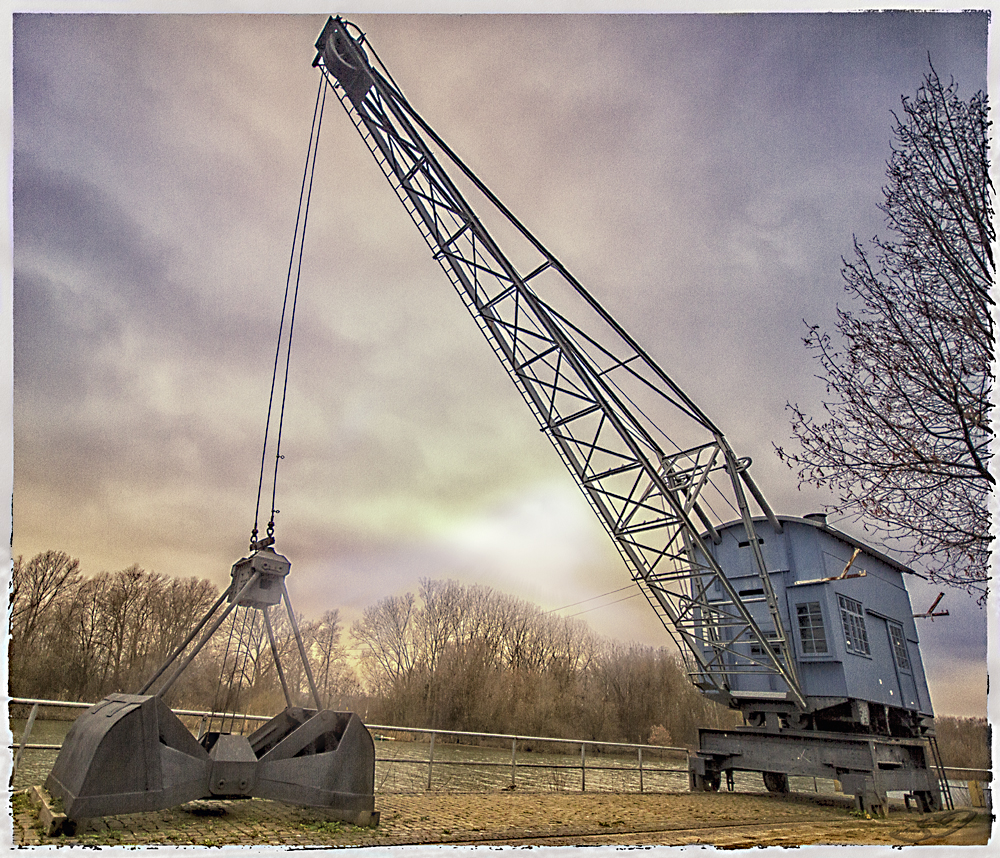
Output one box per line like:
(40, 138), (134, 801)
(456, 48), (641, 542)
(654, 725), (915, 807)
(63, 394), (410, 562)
(361, 724), (690, 794)
(9, 697), (991, 803)
(9, 697), (688, 795)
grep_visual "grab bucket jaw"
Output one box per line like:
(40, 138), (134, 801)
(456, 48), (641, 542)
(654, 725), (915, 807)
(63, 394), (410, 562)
(45, 694), (209, 819)
(46, 696), (377, 825)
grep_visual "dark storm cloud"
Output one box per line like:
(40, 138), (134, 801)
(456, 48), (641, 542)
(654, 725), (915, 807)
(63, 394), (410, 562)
(14, 152), (247, 370)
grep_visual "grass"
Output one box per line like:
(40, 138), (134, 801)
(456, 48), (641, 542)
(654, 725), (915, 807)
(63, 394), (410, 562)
(299, 819), (344, 835)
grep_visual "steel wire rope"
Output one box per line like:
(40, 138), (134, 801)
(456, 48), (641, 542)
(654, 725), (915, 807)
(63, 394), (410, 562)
(532, 294), (710, 434)
(328, 37), (720, 453)
(329, 28), (756, 681)
(227, 610), (264, 735)
(544, 584), (635, 614)
(564, 591), (644, 619)
(358, 46), (720, 437)
(547, 337), (740, 536)
(548, 311), (742, 524)
(331, 37), (741, 530)
(219, 608), (247, 733)
(251, 73), (327, 548)
(208, 606), (243, 734)
(214, 608), (243, 732)
(265, 78), (329, 540)
(211, 61), (328, 743)
(219, 606), (254, 730)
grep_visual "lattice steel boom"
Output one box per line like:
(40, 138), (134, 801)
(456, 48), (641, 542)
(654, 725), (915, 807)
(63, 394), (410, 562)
(314, 17), (808, 712)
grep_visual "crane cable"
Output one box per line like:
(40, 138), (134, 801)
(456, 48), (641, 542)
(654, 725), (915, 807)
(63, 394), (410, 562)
(251, 74), (328, 549)
(213, 77), (327, 733)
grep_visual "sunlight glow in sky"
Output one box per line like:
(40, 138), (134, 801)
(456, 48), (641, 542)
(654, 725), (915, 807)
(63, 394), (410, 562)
(9, 8), (990, 718)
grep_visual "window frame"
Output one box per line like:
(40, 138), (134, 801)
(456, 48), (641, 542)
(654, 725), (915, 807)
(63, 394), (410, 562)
(887, 621), (912, 673)
(837, 594), (871, 657)
(795, 600), (830, 658)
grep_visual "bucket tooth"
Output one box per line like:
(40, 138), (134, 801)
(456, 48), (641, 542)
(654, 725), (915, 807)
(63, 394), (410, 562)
(45, 694), (209, 819)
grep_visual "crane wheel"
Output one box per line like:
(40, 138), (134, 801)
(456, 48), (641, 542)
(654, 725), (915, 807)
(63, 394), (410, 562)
(763, 771), (790, 794)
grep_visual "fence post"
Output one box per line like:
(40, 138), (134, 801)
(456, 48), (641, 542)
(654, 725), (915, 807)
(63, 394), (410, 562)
(13, 702), (40, 777)
(511, 738), (517, 789)
(427, 732), (435, 791)
(581, 743), (586, 793)
(639, 747), (644, 794)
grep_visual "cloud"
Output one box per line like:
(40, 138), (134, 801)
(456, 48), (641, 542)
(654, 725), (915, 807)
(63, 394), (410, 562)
(10, 12), (989, 719)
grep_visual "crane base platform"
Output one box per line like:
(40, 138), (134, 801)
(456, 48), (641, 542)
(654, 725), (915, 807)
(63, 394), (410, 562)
(689, 725), (941, 816)
(45, 694), (377, 825)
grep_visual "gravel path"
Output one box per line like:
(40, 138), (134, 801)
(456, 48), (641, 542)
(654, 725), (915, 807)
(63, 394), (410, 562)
(11, 788), (991, 848)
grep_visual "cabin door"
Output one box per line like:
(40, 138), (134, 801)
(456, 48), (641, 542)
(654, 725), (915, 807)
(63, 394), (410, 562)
(867, 614), (905, 708)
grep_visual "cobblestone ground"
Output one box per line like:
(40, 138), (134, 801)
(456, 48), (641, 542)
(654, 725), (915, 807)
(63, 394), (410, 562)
(11, 788), (992, 848)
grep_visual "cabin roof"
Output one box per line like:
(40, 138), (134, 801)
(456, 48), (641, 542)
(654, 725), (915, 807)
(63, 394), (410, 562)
(715, 514), (921, 579)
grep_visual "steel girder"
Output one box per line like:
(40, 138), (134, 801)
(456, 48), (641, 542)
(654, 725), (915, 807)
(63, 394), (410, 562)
(313, 17), (805, 711)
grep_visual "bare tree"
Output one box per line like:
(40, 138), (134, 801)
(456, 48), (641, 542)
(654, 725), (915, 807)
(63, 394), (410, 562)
(9, 550), (82, 692)
(777, 64), (993, 597)
(351, 592), (418, 696)
(98, 565), (167, 691)
(305, 609), (360, 710)
(150, 576), (220, 667)
(56, 575), (111, 700)
(10, 550), (81, 646)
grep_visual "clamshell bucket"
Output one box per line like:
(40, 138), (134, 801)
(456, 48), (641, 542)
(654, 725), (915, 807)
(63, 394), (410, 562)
(45, 545), (378, 825)
(46, 697), (377, 825)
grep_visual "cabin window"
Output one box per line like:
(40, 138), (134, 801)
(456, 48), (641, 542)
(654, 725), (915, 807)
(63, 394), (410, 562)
(838, 594), (871, 656)
(888, 622), (911, 672)
(796, 602), (828, 655)
(750, 629), (783, 658)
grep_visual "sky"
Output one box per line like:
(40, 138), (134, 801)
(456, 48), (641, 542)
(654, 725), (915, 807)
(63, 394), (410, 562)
(7, 7), (992, 720)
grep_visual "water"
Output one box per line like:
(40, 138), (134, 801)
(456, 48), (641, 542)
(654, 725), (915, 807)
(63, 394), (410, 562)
(11, 719), (72, 791)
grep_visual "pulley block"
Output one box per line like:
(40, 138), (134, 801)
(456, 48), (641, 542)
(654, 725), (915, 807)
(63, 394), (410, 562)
(229, 546), (290, 608)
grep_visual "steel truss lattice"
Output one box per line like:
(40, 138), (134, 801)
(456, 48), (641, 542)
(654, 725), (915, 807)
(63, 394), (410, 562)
(314, 18), (806, 711)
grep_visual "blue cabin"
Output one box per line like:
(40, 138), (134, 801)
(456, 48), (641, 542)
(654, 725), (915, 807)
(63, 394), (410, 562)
(700, 514), (933, 734)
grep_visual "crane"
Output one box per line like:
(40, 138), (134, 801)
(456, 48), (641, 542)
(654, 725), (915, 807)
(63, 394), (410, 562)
(42, 17), (950, 824)
(314, 16), (950, 815)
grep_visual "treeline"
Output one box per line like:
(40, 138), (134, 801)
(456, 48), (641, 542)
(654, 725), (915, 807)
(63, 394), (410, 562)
(10, 551), (358, 715)
(11, 550), (990, 766)
(935, 716), (991, 771)
(11, 551), (739, 747)
(352, 578), (739, 746)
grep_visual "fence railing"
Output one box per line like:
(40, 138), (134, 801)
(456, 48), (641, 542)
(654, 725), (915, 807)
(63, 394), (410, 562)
(9, 697), (991, 802)
(360, 723), (689, 793)
(9, 697), (688, 794)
